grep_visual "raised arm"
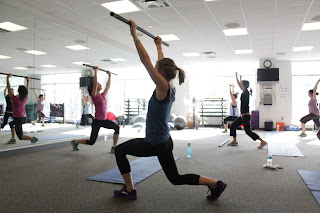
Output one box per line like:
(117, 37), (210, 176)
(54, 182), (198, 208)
(229, 85), (236, 106)
(26, 76), (30, 90)
(91, 67), (98, 97)
(6, 74), (14, 98)
(154, 36), (164, 60)
(102, 71), (111, 96)
(42, 89), (46, 100)
(236, 72), (245, 91)
(313, 79), (320, 99)
(34, 88), (39, 102)
(4, 87), (7, 97)
(129, 20), (168, 97)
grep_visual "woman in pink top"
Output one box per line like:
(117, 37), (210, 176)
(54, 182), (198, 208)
(6, 73), (38, 144)
(33, 88), (46, 127)
(71, 67), (119, 152)
(299, 79), (320, 139)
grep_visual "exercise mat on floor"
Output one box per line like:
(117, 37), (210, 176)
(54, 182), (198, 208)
(297, 170), (320, 206)
(268, 143), (304, 157)
(87, 156), (179, 185)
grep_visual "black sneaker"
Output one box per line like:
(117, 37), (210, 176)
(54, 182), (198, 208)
(114, 185), (137, 200)
(207, 180), (227, 201)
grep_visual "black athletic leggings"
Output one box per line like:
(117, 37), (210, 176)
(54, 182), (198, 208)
(115, 137), (200, 185)
(300, 113), (320, 127)
(86, 119), (120, 145)
(1, 112), (13, 129)
(223, 116), (239, 124)
(9, 117), (26, 140)
(230, 115), (259, 141)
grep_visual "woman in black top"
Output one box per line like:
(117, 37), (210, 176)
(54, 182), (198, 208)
(1, 87), (13, 129)
(228, 73), (267, 149)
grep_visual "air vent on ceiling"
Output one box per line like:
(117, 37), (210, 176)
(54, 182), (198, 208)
(74, 40), (87, 44)
(135, 0), (171, 10)
(202, 51), (216, 58)
(101, 59), (112, 62)
(16, 48), (27, 51)
(0, 28), (10, 33)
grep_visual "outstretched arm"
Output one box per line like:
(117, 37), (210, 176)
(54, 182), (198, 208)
(43, 89), (46, 101)
(129, 20), (168, 99)
(4, 87), (7, 97)
(6, 74), (13, 98)
(102, 71), (111, 96)
(26, 77), (29, 90)
(154, 36), (164, 60)
(313, 79), (320, 99)
(230, 86), (236, 106)
(34, 88), (39, 102)
(91, 67), (98, 97)
(236, 72), (245, 91)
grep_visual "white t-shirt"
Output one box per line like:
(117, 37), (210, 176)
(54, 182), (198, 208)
(229, 102), (240, 117)
(84, 102), (92, 115)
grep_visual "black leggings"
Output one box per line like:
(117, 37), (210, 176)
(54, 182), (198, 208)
(223, 116), (239, 124)
(1, 112), (13, 129)
(86, 119), (120, 145)
(9, 117), (26, 140)
(300, 113), (320, 127)
(230, 115), (259, 141)
(115, 137), (200, 185)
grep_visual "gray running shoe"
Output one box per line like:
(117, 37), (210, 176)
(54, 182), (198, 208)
(7, 139), (16, 144)
(299, 132), (307, 137)
(71, 140), (79, 151)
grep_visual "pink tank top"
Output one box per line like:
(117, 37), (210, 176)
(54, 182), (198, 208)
(308, 98), (319, 115)
(92, 93), (107, 120)
(12, 94), (28, 118)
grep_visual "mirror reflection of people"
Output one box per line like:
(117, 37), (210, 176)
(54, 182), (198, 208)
(299, 79), (320, 139)
(82, 95), (94, 126)
(33, 88), (46, 127)
(1, 87), (13, 129)
(113, 20), (227, 201)
(6, 74), (38, 144)
(222, 85), (239, 133)
(71, 67), (120, 153)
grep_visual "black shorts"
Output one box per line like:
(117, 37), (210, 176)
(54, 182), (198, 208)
(37, 111), (45, 119)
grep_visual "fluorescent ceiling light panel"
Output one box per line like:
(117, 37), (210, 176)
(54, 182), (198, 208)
(0, 55), (12, 59)
(101, 0), (140, 14)
(0, 22), (28, 31)
(235, 49), (253, 54)
(301, 22), (320, 31)
(292, 46), (313, 51)
(205, 0), (217, 1)
(14, 67), (28, 70)
(73, 62), (90, 65)
(158, 34), (180, 41)
(182, 53), (200, 57)
(42, 65), (57, 68)
(65, 45), (90, 50)
(223, 28), (248, 36)
(25, 50), (47, 55)
(110, 58), (126, 62)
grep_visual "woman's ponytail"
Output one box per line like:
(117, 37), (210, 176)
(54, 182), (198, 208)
(177, 67), (185, 85)
(249, 87), (253, 96)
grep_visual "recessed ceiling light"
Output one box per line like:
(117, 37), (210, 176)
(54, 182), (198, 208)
(73, 62), (90, 65)
(158, 34), (180, 41)
(66, 45), (90, 50)
(14, 67), (28, 70)
(110, 58), (126, 62)
(25, 50), (47, 55)
(42, 65), (57, 68)
(0, 55), (12, 59)
(292, 46), (313, 51)
(182, 53), (200, 57)
(301, 22), (320, 31)
(235, 49), (253, 54)
(101, 0), (140, 14)
(149, 25), (153, 28)
(223, 28), (248, 36)
(0, 22), (28, 32)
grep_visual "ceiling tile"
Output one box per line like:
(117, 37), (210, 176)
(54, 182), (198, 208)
(174, 3), (210, 17)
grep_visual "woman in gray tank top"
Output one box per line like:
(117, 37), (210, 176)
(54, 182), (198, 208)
(113, 20), (227, 201)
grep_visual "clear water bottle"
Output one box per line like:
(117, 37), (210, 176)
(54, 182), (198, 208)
(267, 153), (272, 165)
(276, 125), (279, 133)
(187, 142), (192, 158)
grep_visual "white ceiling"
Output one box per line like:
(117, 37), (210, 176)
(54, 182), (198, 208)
(0, 0), (320, 76)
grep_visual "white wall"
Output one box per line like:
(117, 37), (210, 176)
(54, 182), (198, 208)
(257, 61), (292, 128)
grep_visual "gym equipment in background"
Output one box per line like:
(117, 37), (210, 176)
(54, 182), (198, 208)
(174, 116), (187, 130)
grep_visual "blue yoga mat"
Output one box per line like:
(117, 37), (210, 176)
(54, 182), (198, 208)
(297, 170), (320, 206)
(88, 156), (180, 185)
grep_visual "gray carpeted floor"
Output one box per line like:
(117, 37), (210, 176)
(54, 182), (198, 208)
(0, 128), (319, 213)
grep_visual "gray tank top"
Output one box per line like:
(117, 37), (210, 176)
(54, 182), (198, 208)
(145, 87), (175, 144)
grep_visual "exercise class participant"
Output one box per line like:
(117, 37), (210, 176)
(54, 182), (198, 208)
(299, 79), (320, 139)
(1, 87), (13, 129)
(33, 88), (46, 127)
(228, 73), (267, 149)
(71, 67), (119, 153)
(82, 95), (94, 126)
(113, 20), (227, 201)
(222, 85), (239, 133)
(6, 74), (38, 144)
